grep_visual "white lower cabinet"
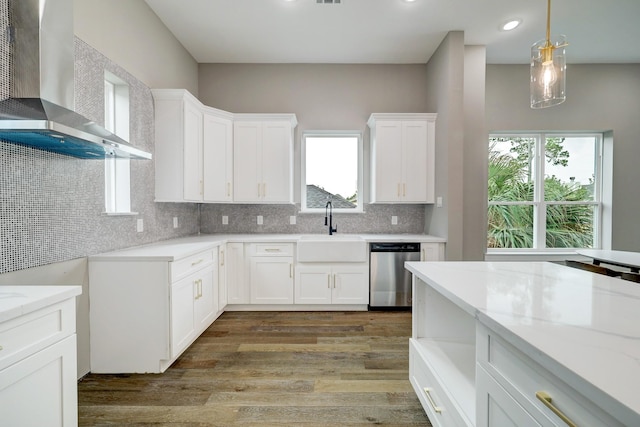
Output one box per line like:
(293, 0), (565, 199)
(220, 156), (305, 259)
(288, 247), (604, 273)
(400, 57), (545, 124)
(249, 243), (294, 304)
(226, 242), (248, 304)
(0, 290), (80, 427)
(295, 264), (368, 305)
(89, 247), (220, 373)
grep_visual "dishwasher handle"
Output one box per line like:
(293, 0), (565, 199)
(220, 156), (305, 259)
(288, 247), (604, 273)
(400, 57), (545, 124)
(369, 242), (421, 252)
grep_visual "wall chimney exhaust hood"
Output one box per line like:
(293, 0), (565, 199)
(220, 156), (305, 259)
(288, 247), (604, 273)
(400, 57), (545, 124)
(0, 0), (152, 160)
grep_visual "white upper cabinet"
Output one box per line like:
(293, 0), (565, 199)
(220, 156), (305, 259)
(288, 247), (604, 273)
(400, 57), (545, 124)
(203, 107), (234, 202)
(152, 89), (234, 203)
(368, 113), (436, 203)
(233, 115), (297, 204)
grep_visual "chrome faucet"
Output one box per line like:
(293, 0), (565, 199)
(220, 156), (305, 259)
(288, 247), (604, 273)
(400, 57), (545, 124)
(325, 201), (337, 235)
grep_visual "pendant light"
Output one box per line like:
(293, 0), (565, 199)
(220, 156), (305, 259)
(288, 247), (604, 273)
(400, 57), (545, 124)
(530, 0), (567, 109)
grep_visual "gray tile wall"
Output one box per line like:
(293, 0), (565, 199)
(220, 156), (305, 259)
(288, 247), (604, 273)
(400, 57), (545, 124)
(0, 1), (199, 274)
(200, 203), (426, 235)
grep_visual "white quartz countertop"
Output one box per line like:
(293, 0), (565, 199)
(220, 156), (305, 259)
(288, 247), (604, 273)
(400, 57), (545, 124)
(0, 285), (82, 323)
(89, 233), (446, 262)
(577, 248), (640, 270)
(405, 261), (640, 424)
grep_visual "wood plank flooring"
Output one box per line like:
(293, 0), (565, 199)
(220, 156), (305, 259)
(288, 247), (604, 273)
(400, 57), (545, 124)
(78, 311), (432, 426)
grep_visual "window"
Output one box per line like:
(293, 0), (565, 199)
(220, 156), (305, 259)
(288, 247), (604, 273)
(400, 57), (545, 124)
(301, 132), (362, 212)
(488, 133), (603, 250)
(104, 71), (132, 214)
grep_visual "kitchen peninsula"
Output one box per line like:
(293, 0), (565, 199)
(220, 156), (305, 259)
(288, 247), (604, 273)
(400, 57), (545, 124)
(406, 261), (640, 427)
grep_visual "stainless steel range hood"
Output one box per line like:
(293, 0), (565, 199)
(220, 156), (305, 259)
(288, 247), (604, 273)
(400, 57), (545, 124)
(0, 0), (152, 160)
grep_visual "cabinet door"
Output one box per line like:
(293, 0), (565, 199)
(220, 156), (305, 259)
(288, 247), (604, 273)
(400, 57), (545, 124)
(233, 121), (262, 202)
(227, 242), (248, 304)
(183, 99), (204, 201)
(295, 266), (332, 304)
(261, 121), (292, 203)
(402, 121), (428, 202)
(170, 275), (196, 358)
(476, 365), (543, 427)
(332, 265), (369, 304)
(194, 264), (218, 333)
(203, 113), (233, 202)
(250, 257), (294, 304)
(0, 335), (77, 427)
(420, 243), (444, 261)
(372, 121), (403, 202)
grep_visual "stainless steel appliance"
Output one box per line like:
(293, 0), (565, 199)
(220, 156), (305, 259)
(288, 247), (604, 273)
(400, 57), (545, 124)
(369, 242), (421, 309)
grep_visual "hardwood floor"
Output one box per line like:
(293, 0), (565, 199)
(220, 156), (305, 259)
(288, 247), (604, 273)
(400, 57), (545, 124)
(78, 311), (432, 426)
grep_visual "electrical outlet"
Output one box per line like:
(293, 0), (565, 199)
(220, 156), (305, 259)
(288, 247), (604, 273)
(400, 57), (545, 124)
(222, 216), (229, 225)
(257, 215), (263, 225)
(173, 217), (178, 228)
(436, 196), (443, 208)
(391, 216), (398, 225)
(136, 218), (144, 233)
(290, 215), (297, 225)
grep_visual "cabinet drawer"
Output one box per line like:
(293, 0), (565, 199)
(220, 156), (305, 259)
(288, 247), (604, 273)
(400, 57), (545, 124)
(248, 243), (294, 257)
(0, 298), (76, 371)
(409, 341), (469, 427)
(478, 324), (625, 427)
(171, 249), (215, 282)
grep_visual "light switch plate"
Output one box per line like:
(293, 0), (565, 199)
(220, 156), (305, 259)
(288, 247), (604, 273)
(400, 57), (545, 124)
(222, 216), (229, 225)
(136, 218), (144, 233)
(391, 216), (398, 225)
(173, 217), (178, 228)
(257, 215), (263, 225)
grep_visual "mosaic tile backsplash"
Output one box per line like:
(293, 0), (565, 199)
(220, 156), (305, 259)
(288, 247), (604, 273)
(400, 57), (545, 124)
(0, 1), (198, 274)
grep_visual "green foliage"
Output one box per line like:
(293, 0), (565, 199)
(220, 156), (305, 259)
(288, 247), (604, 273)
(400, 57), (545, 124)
(488, 138), (593, 249)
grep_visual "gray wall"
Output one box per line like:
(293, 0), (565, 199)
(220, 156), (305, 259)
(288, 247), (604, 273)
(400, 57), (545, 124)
(198, 63), (435, 235)
(423, 32), (466, 260)
(486, 64), (640, 252)
(74, 0), (199, 94)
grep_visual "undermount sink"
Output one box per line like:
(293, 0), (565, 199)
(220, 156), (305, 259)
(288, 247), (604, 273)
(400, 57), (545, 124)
(297, 235), (367, 262)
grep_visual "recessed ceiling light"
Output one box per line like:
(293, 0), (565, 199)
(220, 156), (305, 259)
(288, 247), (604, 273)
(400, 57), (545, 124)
(501, 19), (522, 31)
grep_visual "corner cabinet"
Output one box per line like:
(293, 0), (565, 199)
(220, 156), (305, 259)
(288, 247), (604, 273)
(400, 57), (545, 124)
(368, 113), (436, 203)
(233, 115), (297, 204)
(152, 89), (234, 203)
(89, 247), (221, 373)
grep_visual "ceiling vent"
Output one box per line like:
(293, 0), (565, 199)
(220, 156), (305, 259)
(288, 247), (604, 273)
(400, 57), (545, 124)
(317, 0), (341, 4)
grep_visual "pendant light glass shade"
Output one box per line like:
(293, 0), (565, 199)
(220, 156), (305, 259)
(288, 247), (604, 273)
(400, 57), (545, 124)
(530, 36), (567, 108)
(530, 0), (567, 109)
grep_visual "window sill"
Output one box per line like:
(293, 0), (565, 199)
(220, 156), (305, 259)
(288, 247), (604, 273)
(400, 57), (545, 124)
(485, 250), (591, 262)
(103, 211), (139, 217)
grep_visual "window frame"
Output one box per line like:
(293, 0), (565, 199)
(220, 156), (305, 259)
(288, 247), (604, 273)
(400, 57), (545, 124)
(300, 130), (364, 213)
(487, 132), (604, 252)
(104, 71), (134, 215)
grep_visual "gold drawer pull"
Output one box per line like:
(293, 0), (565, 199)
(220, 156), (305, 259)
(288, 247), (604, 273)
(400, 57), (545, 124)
(423, 387), (443, 414)
(265, 248), (281, 252)
(0, 345), (3, 351)
(536, 391), (577, 427)
(191, 258), (204, 266)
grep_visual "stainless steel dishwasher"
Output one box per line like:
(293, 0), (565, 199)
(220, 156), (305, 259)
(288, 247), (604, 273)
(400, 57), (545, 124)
(369, 242), (421, 309)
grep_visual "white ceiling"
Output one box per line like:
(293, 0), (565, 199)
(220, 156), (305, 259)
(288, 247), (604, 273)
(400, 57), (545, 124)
(144, 0), (640, 65)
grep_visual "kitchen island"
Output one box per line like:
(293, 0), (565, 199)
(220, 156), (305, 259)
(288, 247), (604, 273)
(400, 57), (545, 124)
(405, 261), (640, 427)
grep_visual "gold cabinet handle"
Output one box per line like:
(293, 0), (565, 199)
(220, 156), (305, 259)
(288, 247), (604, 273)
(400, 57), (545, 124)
(257, 183), (261, 197)
(191, 258), (204, 266)
(397, 183), (401, 197)
(227, 182), (231, 197)
(327, 274), (331, 289)
(333, 273), (337, 289)
(220, 250), (225, 266)
(422, 388), (443, 414)
(265, 248), (281, 253)
(0, 345), (3, 351)
(290, 263), (293, 278)
(263, 183), (266, 198)
(403, 183), (406, 197)
(536, 391), (577, 427)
